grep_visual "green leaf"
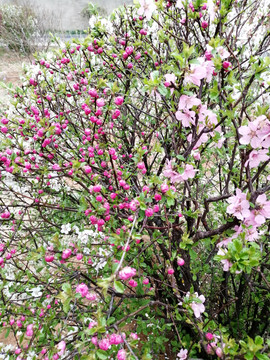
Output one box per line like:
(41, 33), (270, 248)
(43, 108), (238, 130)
(96, 349), (108, 359)
(114, 280), (125, 294)
(5, 328), (10, 339)
(63, 298), (71, 313)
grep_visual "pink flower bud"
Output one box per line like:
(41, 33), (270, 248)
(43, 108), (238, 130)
(177, 258), (185, 266)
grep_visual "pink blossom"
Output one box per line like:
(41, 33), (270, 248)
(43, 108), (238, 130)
(117, 349), (126, 360)
(177, 349), (188, 360)
(129, 279), (138, 287)
(222, 61), (231, 70)
(206, 332), (214, 341)
(26, 324), (34, 337)
(86, 292), (97, 301)
(99, 339), (110, 351)
(76, 283), (89, 297)
(138, 0), (156, 20)
(115, 96), (124, 106)
(253, 194), (270, 225)
(175, 110), (195, 127)
(181, 164), (197, 180)
(216, 46), (230, 59)
(52, 164), (61, 171)
(245, 149), (269, 168)
(226, 189), (251, 220)
(201, 20), (208, 29)
(190, 294), (205, 318)
(145, 208), (154, 217)
(168, 268), (174, 274)
(57, 341), (66, 356)
(217, 248), (232, 271)
(164, 73), (177, 93)
(184, 64), (207, 86)
(130, 332), (138, 340)
(178, 95), (201, 110)
(62, 248), (72, 260)
(110, 333), (123, 345)
(177, 258), (185, 266)
(239, 120), (262, 148)
(88, 321), (98, 329)
(119, 266), (136, 280)
(96, 98), (105, 107)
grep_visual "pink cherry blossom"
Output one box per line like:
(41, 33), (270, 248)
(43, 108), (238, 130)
(138, 0), (157, 20)
(177, 349), (188, 360)
(164, 73), (176, 86)
(176, 0), (185, 9)
(181, 164), (197, 180)
(217, 248), (233, 271)
(252, 194), (270, 225)
(184, 64), (207, 86)
(190, 294), (205, 318)
(178, 95), (201, 110)
(175, 109), (196, 127)
(239, 120), (262, 148)
(216, 46), (230, 59)
(244, 149), (269, 168)
(226, 189), (251, 220)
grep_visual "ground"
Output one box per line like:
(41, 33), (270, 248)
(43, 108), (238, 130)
(0, 47), (28, 105)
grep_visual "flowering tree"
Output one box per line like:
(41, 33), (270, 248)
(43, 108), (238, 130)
(0, 0), (270, 359)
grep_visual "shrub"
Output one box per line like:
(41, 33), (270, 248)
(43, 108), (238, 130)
(0, 0), (270, 359)
(0, 1), (56, 56)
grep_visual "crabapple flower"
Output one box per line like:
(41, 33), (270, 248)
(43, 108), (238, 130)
(115, 96), (124, 105)
(177, 258), (185, 266)
(62, 248), (72, 259)
(99, 338), (110, 350)
(57, 341), (66, 356)
(145, 208), (154, 217)
(61, 223), (71, 234)
(181, 164), (197, 180)
(222, 61), (232, 70)
(138, 0), (157, 20)
(190, 294), (205, 318)
(26, 324), (34, 337)
(117, 349), (127, 360)
(226, 189), (250, 220)
(244, 149), (269, 169)
(119, 266), (136, 280)
(76, 283), (89, 297)
(206, 332), (214, 341)
(177, 349), (188, 360)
